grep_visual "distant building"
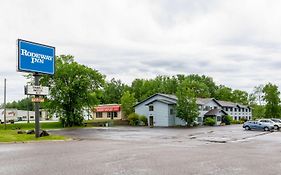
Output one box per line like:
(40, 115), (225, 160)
(92, 104), (123, 120)
(134, 93), (252, 127)
(0, 108), (49, 123)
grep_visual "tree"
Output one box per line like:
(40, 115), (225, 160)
(5, 97), (34, 110)
(215, 85), (233, 101)
(252, 104), (265, 119)
(40, 55), (105, 127)
(253, 85), (264, 105)
(100, 78), (129, 104)
(231, 89), (248, 105)
(262, 83), (281, 118)
(176, 80), (199, 126)
(121, 91), (136, 118)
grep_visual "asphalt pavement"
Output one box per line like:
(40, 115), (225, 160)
(0, 125), (281, 175)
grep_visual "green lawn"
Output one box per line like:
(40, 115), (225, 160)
(0, 130), (67, 143)
(0, 122), (67, 143)
(0, 121), (64, 130)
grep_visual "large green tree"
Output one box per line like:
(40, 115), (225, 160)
(121, 91), (136, 118)
(176, 80), (199, 126)
(215, 85), (233, 101)
(101, 78), (129, 104)
(231, 89), (248, 105)
(262, 83), (281, 118)
(40, 55), (105, 127)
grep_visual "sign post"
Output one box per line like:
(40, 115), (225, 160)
(34, 73), (40, 137)
(17, 39), (55, 138)
(4, 78), (6, 130)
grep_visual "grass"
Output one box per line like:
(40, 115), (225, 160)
(0, 119), (128, 142)
(0, 122), (67, 143)
(0, 121), (64, 130)
(0, 130), (67, 143)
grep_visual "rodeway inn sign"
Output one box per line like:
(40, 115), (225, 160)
(17, 39), (55, 75)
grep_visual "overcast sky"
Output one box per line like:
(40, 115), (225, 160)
(1, 0), (281, 102)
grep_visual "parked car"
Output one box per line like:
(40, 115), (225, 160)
(258, 119), (281, 130)
(270, 118), (281, 130)
(243, 120), (274, 131)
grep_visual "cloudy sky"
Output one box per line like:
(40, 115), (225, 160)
(1, 0), (281, 102)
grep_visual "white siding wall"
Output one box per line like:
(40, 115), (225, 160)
(135, 95), (177, 127)
(168, 105), (175, 126)
(152, 102), (169, 127)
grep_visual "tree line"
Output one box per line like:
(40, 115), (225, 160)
(3, 55), (281, 126)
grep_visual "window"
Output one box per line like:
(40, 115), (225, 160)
(217, 116), (221, 121)
(96, 112), (102, 118)
(107, 112), (118, 118)
(197, 117), (203, 122)
(230, 108), (233, 112)
(234, 108), (237, 112)
(30, 116), (34, 119)
(203, 106), (211, 111)
(170, 108), (175, 115)
(149, 106), (154, 111)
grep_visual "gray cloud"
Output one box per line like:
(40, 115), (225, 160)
(1, 0), (281, 102)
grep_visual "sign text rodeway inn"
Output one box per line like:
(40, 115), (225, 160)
(17, 39), (55, 75)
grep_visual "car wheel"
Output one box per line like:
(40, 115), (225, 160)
(264, 127), (269, 131)
(245, 126), (250, 130)
(274, 125), (279, 130)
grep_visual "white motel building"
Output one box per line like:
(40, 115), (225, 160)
(134, 93), (252, 127)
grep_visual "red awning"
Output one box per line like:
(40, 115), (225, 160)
(94, 105), (121, 112)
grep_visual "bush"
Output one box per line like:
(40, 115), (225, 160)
(139, 115), (148, 126)
(128, 113), (140, 126)
(204, 117), (216, 126)
(239, 118), (247, 123)
(231, 120), (243, 124)
(222, 115), (233, 125)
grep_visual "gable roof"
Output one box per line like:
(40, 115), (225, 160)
(134, 93), (177, 107)
(204, 109), (228, 116)
(145, 99), (176, 105)
(134, 93), (250, 108)
(216, 100), (237, 107)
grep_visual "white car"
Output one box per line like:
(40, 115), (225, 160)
(270, 119), (281, 130)
(258, 119), (281, 130)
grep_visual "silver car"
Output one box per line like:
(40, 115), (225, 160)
(258, 119), (281, 130)
(243, 120), (274, 131)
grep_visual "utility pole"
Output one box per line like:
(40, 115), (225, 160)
(34, 73), (40, 138)
(4, 78), (7, 130)
(27, 95), (30, 123)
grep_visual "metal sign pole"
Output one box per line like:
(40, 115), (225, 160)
(4, 78), (6, 130)
(27, 95), (30, 123)
(34, 74), (40, 138)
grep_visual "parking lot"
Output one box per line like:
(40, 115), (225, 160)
(1, 125), (281, 175)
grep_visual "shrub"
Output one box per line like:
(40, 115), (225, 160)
(204, 117), (216, 126)
(239, 118), (247, 123)
(128, 113), (139, 126)
(139, 115), (148, 126)
(231, 120), (243, 124)
(222, 115), (233, 125)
